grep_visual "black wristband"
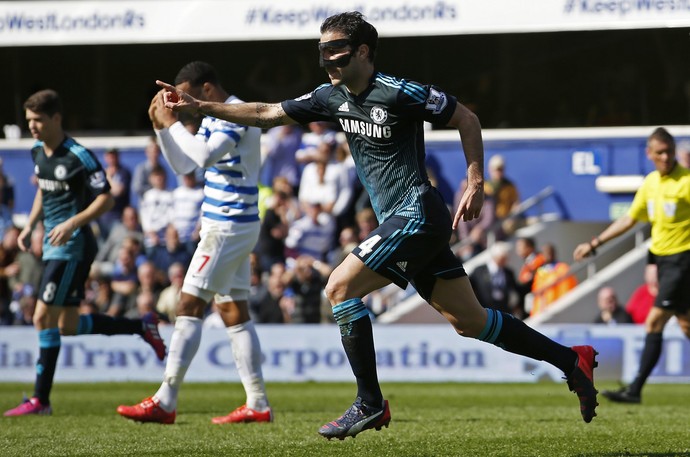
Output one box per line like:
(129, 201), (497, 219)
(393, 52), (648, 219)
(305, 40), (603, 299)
(589, 237), (599, 256)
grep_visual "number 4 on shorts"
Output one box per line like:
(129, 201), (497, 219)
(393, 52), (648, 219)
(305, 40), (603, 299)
(358, 235), (382, 257)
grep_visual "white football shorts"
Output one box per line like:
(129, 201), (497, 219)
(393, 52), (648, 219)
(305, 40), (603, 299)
(182, 219), (260, 301)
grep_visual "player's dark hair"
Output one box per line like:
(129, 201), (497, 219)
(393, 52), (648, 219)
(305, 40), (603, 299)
(23, 89), (62, 116)
(174, 61), (220, 88)
(648, 127), (675, 152)
(321, 11), (378, 63)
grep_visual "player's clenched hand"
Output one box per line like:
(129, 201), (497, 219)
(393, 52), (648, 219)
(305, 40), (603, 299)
(156, 80), (200, 114)
(149, 90), (176, 129)
(148, 93), (165, 130)
(453, 182), (484, 229)
(48, 219), (76, 247)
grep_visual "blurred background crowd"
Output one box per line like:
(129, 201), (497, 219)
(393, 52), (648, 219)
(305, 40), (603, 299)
(2, 115), (675, 328)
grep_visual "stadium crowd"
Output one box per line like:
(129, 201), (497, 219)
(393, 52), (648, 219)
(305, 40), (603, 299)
(0, 122), (411, 327)
(4, 118), (678, 328)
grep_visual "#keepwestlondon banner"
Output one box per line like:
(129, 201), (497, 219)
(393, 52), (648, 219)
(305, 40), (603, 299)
(1, 0), (690, 47)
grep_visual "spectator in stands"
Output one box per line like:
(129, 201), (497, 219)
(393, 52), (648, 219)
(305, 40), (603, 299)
(484, 154), (521, 239)
(130, 290), (159, 321)
(132, 135), (166, 201)
(0, 157), (15, 211)
(121, 261), (163, 321)
(94, 206), (145, 275)
(107, 245), (139, 317)
(259, 125), (303, 189)
(355, 207), (378, 242)
(469, 241), (521, 317)
(285, 202), (336, 262)
(0, 173), (14, 239)
(139, 165), (174, 252)
(330, 226), (359, 267)
(257, 272), (289, 323)
(574, 127), (690, 404)
(0, 225), (20, 324)
(530, 243), (577, 317)
(271, 176), (301, 223)
(625, 262), (658, 325)
(99, 148), (132, 240)
(281, 255), (329, 323)
(248, 255), (285, 324)
(123, 236), (147, 268)
(172, 172), (203, 253)
(295, 121), (338, 164)
(8, 222), (44, 305)
(147, 224), (192, 282)
(156, 262), (185, 324)
(593, 286), (633, 325)
(83, 268), (112, 314)
(297, 140), (345, 214)
(515, 237), (546, 317)
(255, 184), (292, 272)
(11, 291), (36, 326)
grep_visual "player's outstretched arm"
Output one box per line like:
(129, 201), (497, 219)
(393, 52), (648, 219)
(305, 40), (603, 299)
(155, 80), (298, 129)
(573, 215), (637, 261)
(448, 102), (484, 228)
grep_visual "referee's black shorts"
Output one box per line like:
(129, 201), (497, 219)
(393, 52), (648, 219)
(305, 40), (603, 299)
(655, 249), (690, 312)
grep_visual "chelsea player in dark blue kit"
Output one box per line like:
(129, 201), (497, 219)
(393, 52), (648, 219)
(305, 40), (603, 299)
(155, 12), (599, 439)
(4, 90), (166, 417)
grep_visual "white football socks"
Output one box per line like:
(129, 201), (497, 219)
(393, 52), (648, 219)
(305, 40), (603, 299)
(226, 321), (270, 411)
(154, 316), (202, 412)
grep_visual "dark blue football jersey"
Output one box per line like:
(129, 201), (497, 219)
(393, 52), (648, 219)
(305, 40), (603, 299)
(282, 71), (457, 222)
(31, 136), (110, 261)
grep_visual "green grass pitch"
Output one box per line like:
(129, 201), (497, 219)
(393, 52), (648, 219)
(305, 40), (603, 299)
(1, 382), (689, 457)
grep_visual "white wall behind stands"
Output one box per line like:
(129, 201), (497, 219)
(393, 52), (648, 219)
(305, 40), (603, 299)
(1, 0), (690, 47)
(1, 323), (689, 383)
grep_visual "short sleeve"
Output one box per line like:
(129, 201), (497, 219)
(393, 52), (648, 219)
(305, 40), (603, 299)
(396, 81), (458, 126)
(281, 84), (335, 125)
(628, 179), (649, 222)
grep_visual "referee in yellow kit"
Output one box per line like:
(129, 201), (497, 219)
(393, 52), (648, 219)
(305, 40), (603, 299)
(574, 126), (690, 403)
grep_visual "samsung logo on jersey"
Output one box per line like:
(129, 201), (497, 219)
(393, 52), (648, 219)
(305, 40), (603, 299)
(338, 119), (392, 139)
(38, 178), (70, 192)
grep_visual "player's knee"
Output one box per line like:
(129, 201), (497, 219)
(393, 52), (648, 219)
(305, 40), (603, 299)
(32, 309), (49, 329)
(176, 295), (206, 318)
(324, 277), (346, 305)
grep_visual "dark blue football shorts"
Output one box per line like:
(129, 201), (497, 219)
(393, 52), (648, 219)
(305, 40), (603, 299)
(38, 259), (90, 307)
(352, 193), (466, 300)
